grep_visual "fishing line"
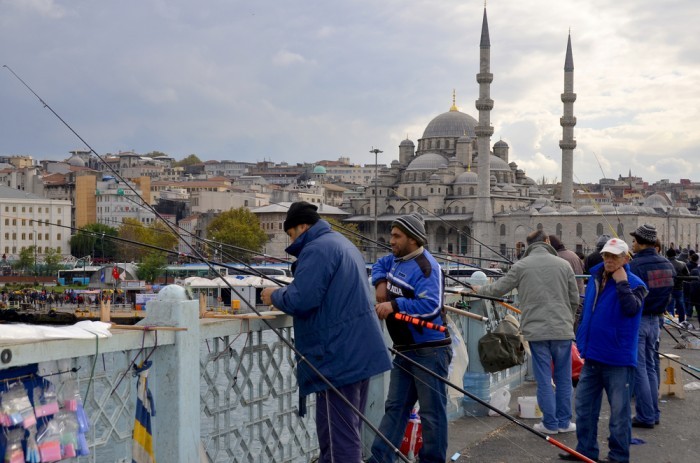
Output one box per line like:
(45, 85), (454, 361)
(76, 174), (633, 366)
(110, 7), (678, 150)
(4, 65), (408, 461)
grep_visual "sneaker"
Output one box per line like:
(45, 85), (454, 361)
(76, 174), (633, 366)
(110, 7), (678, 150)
(533, 422), (559, 434)
(559, 422), (576, 433)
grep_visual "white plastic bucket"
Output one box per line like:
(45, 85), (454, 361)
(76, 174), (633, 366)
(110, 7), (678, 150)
(517, 396), (542, 419)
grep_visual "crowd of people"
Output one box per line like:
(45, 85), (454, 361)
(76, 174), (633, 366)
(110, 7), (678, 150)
(261, 200), (695, 463)
(0, 288), (125, 308)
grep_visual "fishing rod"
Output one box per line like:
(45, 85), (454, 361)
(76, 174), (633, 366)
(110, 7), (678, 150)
(663, 314), (700, 340)
(443, 286), (514, 304)
(4, 65), (409, 462)
(387, 347), (596, 463)
(656, 351), (700, 379)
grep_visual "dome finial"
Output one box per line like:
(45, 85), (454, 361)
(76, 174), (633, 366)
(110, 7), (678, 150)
(450, 89), (458, 111)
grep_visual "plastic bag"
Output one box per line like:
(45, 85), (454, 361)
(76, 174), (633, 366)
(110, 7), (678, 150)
(488, 387), (511, 416)
(446, 315), (469, 410)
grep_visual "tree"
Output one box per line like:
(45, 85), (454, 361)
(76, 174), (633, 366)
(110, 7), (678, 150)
(14, 246), (35, 275)
(117, 219), (179, 263)
(136, 251), (167, 284)
(43, 248), (63, 276)
(325, 217), (363, 249)
(174, 154), (202, 167)
(144, 151), (168, 158)
(207, 208), (268, 263)
(70, 223), (119, 261)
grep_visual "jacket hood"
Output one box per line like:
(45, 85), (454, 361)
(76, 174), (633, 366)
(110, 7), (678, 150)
(522, 241), (558, 258)
(285, 220), (331, 257)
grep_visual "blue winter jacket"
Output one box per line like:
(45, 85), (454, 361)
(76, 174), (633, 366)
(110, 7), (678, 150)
(576, 262), (648, 367)
(372, 248), (451, 350)
(271, 220), (392, 413)
(628, 247), (675, 315)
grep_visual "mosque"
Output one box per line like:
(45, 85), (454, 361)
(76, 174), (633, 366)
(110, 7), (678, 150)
(347, 7), (700, 261)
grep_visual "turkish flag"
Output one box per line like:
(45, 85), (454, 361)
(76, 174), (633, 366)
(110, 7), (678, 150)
(112, 266), (120, 279)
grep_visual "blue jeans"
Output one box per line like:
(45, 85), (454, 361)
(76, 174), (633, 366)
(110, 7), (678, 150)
(368, 345), (452, 463)
(529, 340), (573, 430)
(668, 289), (686, 322)
(575, 360), (635, 463)
(634, 315), (660, 424)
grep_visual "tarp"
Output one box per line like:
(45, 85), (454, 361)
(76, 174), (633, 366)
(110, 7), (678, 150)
(0, 321), (113, 343)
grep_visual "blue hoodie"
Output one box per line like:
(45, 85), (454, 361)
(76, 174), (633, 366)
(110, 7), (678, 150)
(576, 262), (648, 367)
(271, 220), (391, 413)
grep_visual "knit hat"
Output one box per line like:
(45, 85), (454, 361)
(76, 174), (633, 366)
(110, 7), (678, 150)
(283, 201), (320, 232)
(630, 223), (657, 245)
(666, 248), (677, 258)
(601, 238), (629, 256)
(596, 234), (612, 251)
(392, 213), (427, 246)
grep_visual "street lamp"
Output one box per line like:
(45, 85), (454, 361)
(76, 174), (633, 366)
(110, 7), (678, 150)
(369, 147), (383, 263)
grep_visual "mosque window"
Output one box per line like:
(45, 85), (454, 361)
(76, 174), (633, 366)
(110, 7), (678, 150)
(556, 223), (563, 238)
(500, 224), (506, 236)
(458, 187), (462, 195)
(400, 207), (406, 214)
(537, 223), (543, 231)
(446, 207), (451, 214)
(617, 223), (624, 237)
(436, 140), (441, 149)
(469, 187), (474, 195)
(576, 223), (582, 237)
(409, 205), (414, 213)
(428, 140), (433, 149)
(597, 223), (604, 235)
(430, 188), (433, 194)
(418, 188), (422, 196)
(411, 187), (415, 196)
(462, 207), (466, 214)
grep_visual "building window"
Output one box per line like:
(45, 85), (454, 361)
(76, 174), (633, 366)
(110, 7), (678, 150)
(12, 233), (16, 240)
(500, 224), (506, 236)
(22, 207), (25, 212)
(21, 233), (25, 240)
(576, 223), (582, 237)
(3, 219), (7, 226)
(597, 223), (604, 235)
(45, 234), (48, 240)
(3, 233), (7, 240)
(28, 234), (32, 240)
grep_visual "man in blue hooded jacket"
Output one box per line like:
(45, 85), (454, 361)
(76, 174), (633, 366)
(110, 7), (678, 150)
(261, 201), (391, 463)
(559, 238), (648, 463)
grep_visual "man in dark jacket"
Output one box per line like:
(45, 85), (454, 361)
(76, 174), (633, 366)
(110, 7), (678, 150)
(583, 234), (611, 274)
(261, 201), (392, 463)
(559, 238), (647, 463)
(628, 224), (675, 429)
(369, 213), (452, 463)
(666, 248), (689, 322)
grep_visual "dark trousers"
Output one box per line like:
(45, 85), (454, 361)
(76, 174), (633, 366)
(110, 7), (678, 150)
(316, 378), (369, 463)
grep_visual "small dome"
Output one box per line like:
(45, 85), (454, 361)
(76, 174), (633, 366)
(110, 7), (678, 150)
(489, 155), (511, 171)
(494, 140), (509, 148)
(559, 205), (576, 213)
(66, 154), (85, 167)
(643, 194), (671, 209)
(678, 207), (692, 215)
(578, 205), (595, 214)
(454, 171), (478, 184)
(523, 176), (537, 186)
(492, 185), (502, 192)
(400, 138), (415, 147)
(600, 205), (616, 213)
(422, 110), (478, 139)
(618, 205), (638, 213)
(312, 165), (326, 174)
(406, 153), (449, 171)
(501, 184), (517, 192)
(539, 206), (559, 214)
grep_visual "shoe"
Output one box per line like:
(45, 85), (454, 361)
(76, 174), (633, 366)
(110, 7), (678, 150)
(559, 422), (576, 433)
(558, 453), (581, 461)
(533, 422), (558, 434)
(598, 459), (624, 463)
(631, 417), (654, 429)
(655, 419), (660, 425)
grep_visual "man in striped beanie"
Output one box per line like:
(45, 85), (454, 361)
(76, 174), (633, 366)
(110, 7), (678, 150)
(368, 213), (452, 463)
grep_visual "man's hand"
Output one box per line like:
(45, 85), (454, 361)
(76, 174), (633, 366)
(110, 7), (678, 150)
(260, 287), (277, 306)
(375, 302), (394, 320)
(375, 281), (389, 303)
(611, 266), (628, 283)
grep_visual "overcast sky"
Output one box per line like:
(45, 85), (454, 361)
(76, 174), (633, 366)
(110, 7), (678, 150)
(1, 0), (699, 183)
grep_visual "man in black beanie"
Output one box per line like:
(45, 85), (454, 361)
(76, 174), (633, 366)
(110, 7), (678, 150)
(583, 234), (611, 274)
(260, 201), (391, 463)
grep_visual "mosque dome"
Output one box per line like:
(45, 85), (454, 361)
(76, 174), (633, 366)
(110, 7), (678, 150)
(66, 153), (86, 167)
(489, 155), (511, 171)
(539, 206), (559, 214)
(501, 184), (517, 193)
(577, 205), (595, 214)
(643, 194), (671, 209)
(600, 205), (616, 213)
(492, 185), (502, 192)
(400, 138), (415, 147)
(618, 205), (638, 214)
(406, 153), (449, 171)
(454, 171), (478, 184)
(312, 165), (326, 174)
(494, 140), (509, 148)
(422, 110), (477, 139)
(558, 205), (576, 214)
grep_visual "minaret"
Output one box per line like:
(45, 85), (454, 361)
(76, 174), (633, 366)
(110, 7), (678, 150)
(559, 32), (576, 204)
(473, 7), (495, 248)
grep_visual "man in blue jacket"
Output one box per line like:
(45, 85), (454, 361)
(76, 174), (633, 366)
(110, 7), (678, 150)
(628, 223), (674, 428)
(560, 238), (648, 463)
(368, 213), (452, 463)
(260, 201), (392, 463)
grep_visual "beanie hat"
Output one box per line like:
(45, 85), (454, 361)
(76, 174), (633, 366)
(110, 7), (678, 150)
(666, 248), (677, 258)
(283, 201), (320, 231)
(596, 234), (612, 251)
(392, 213), (427, 246)
(630, 223), (657, 245)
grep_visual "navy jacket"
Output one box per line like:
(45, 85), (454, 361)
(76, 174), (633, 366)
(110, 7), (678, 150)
(576, 262), (648, 367)
(629, 248), (675, 315)
(271, 220), (391, 411)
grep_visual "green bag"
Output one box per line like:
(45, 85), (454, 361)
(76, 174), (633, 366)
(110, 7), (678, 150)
(478, 318), (525, 373)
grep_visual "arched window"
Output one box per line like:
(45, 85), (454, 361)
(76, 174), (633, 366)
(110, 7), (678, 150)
(409, 205), (414, 213)
(576, 223), (582, 237)
(469, 187), (475, 195)
(500, 224), (506, 236)
(597, 223), (604, 235)
(411, 186), (415, 196)
(436, 139), (441, 149)
(446, 207), (451, 214)
(457, 187), (462, 195)
(418, 188), (422, 196)
(537, 223), (543, 231)
(462, 207), (467, 214)
(556, 223), (563, 238)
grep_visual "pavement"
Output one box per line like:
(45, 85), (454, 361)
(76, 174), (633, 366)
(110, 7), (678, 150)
(446, 321), (700, 463)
